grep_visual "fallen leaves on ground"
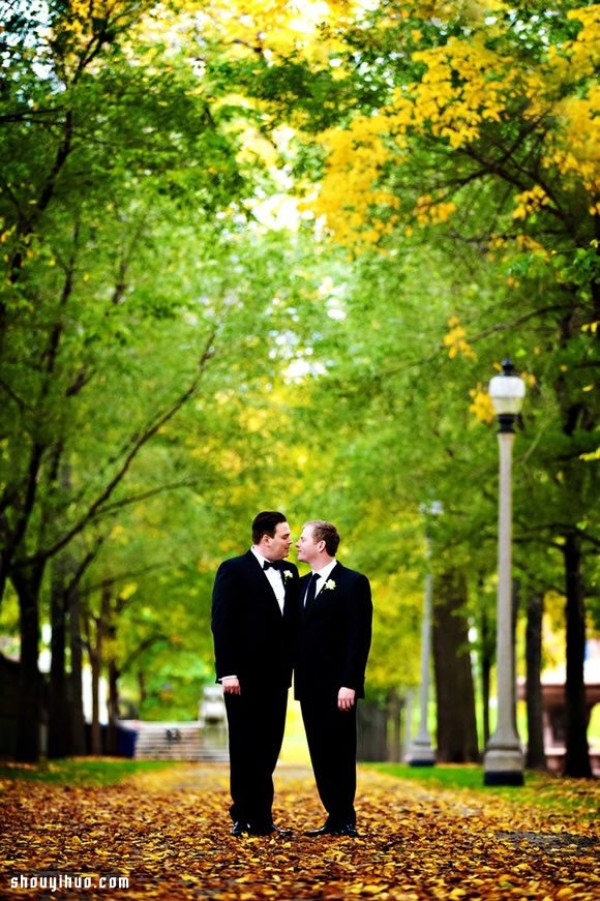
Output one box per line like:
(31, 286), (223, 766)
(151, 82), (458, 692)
(1, 764), (598, 899)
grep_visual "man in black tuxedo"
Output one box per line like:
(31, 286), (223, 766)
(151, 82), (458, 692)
(295, 520), (372, 837)
(211, 511), (299, 836)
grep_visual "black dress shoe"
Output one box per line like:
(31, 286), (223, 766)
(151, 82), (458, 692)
(231, 821), (250, 836)
(247, 822), (293, 836)
(304, 822), (358, 837)
(271, 824), (293, 836)
(304, 824), (333, 836)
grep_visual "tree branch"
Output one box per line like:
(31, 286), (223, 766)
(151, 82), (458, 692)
(92, 478), (200, 520)
(64, 538), (106, 600)
(78, 562), (168, 601)
(118, 632), (170, 677)
(0, 377), (27, 413)
(19, 329), (217, 567)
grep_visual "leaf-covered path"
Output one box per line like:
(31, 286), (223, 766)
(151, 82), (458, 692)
(2, 762), (599, 900)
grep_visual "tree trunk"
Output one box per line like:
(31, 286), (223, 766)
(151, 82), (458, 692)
(563, 533), (592, 778)
(387, 689), (402, 763)
(48, 568), (70, 759)
(525, 590), (546, 771)
(87, 609), (103, 756)
(106, 592), (125, 755)
(12, 565), (44, 762)
(479, 603), (492, 747)
(432, 570), (479, 762)
(138, 670), (147, 711)
(69, 587), (86, 755)
(107, 656), (120, 756)
(87, 585), (111, 755)
(90, 648), (102, 755)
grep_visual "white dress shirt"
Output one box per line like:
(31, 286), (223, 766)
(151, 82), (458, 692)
(251, 547), (286, 614)
(305, 559), (337, 605)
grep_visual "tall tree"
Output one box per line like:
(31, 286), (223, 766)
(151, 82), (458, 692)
(0, 0), (302, 759)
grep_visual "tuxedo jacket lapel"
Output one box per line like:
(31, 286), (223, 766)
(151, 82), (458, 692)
(244, 552), (278, 610)
(315, 562), (339, 599)
(299, 572), (312, 618)
(300, 563), (340, 615)
(246, 550), (293, 617)
(281, 566), (296, 618)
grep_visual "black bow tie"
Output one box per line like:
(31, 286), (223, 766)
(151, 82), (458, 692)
(263, 561), (280, 571)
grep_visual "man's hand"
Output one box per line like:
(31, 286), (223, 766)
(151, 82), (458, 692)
(337, 687), (356, 712)
(221, 676), (241, 696)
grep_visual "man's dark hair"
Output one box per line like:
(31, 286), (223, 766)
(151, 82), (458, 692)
(252, 511), (287, 544)
(307, 520), (340, 556)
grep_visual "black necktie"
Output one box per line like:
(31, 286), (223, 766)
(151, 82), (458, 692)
(305, 573), (319, 607)
(263, 561), (279, 570)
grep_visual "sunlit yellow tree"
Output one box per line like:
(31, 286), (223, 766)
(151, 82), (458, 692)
(287, 0), (599, 777)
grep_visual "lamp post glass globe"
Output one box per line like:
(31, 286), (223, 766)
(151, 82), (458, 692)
(489, 358), (526, 419)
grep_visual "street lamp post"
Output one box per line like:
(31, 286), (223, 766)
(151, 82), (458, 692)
(483, 359), (526, 786)
(406, 501), (443, 767)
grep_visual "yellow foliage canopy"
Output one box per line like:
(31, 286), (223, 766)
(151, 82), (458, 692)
(308, 4), (600, 246)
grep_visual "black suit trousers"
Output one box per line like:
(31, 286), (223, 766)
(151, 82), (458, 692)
(300, 695), (357, 826)
(225, 684), (288, 827)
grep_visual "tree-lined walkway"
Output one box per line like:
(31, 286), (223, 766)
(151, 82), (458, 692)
(1, 763), (599, 899)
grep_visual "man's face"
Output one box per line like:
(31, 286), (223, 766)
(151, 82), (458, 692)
(296, 525), (321, 565)
(265, 521), (293, 560)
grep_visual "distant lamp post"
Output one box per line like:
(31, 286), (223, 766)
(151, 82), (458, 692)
(483, 359), (526, 786)
(406, 500), (443, 767)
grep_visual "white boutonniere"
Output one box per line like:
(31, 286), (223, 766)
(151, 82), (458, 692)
(324, 579), (336, 591)
(283, 569), (294, 581)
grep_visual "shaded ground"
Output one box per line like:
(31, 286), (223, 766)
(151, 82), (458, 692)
(1, 762), (599, 899)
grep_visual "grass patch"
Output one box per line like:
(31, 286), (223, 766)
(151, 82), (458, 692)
(367, 763), (600, 821)
(368, 763), (485, 791)
(0, 758), (179, 787)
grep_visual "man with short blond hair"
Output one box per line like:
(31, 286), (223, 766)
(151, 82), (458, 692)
(295, 520), (372, 837)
